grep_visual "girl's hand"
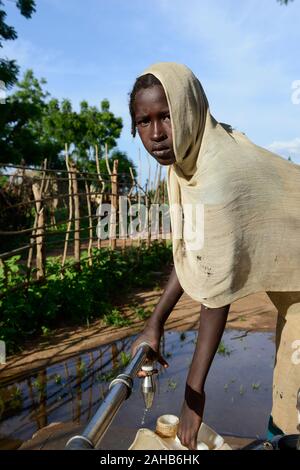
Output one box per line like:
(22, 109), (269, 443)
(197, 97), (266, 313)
(177, 385), (206, 450)
(130, 324), (169, 377)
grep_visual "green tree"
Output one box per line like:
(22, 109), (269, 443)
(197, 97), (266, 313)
(76, 99), (123, 163)
(42, 97), (123, 168)
(0, 0), (36, 87)
(42, 97), (79, 162)
(1, 70), (125, 170)
(0, 69), (61, 165)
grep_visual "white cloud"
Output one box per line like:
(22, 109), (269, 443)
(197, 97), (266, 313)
(1, 38), (63, 74)
(268, 138), (300, 163)
(1, 37), (120, 79)
(154, 0), (300, 148)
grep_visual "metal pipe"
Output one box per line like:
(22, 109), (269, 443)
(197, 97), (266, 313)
(65, 342), (152, 450)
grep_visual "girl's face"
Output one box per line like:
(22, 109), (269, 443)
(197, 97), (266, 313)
(134, 85), (176, 166)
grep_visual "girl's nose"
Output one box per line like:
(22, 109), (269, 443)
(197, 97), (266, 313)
(151, 120), (165, 141)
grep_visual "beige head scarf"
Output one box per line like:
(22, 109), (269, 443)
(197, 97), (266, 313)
(141, 62), (300, 308)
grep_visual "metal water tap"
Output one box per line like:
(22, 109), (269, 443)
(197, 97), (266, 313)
(65, 341), (153, 449)
(141, 362), (157, 409)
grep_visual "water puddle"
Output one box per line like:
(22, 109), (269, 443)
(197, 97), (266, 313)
(0, 329), (275, 449)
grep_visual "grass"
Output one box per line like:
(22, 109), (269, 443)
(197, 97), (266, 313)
(1, 242), (173, 354)
(167, 379), (177, 391)
(54, 374), (62, 385)
(77, 359), (87, 376)
(217, 341), (232, 356)
(103, 308), (132, 327)
(98, 370), (118, 383)
(0, 385), (24, 420)
(252, 382), (261, 391)
(120, 351), (131, 367)
(131, 305), (152, 321)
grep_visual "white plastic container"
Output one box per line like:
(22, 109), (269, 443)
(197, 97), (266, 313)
(128, 417), (231, 450)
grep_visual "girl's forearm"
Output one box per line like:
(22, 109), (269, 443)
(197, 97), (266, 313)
(186, 304), (230, 393)
(146, 266), (184, 329)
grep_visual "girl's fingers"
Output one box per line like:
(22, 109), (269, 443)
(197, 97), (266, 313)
(137, 371), (147, 378)
(157, 354), (169, 368)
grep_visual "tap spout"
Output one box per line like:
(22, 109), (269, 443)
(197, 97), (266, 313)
(141, 363), (157, 409)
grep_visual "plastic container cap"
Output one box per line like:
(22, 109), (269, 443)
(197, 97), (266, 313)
(156, 414), (179, 438)
(141, 364), (154, 372)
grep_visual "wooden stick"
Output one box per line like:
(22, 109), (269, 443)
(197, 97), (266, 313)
(71, 162), (81, 269)
(110, 159), (118, 249)
(95, 144), (105, 250)
(32, 181), (45, 280)
(105, 142), (112, 175)
(27, 212), (38, 277)
(85, 179), (93, 266)
(127, 166), (136, 242)
(154, 164), (161, 204)
(62, 144), (73, 268)
(26, 160), (45, 278)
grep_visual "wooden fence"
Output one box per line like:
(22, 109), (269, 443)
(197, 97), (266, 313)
(0, 147), (169, 283)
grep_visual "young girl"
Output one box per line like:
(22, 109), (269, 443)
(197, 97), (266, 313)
(130, 62), (300, 449)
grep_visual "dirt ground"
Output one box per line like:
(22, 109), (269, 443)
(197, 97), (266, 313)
(0, 279), (278, 386)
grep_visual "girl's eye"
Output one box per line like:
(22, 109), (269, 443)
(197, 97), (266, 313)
(163, 114), (170, 121)
(137, 121), (148, 127)
(137, 118), (149, 127)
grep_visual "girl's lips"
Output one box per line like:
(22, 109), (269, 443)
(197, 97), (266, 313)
(152, 148), (170, 158)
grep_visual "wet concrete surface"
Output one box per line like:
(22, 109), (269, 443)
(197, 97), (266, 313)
(0, 329), (275, 450)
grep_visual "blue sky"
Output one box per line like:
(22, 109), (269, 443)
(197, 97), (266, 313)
(2, 0), (300, 179)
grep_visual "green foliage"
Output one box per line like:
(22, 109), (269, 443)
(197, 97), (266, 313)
(0, 0), (36, 87)
(0, 243), (172, 353)
(217, 341), (232, 356)
(103, 308), (132, 327)
(167, 379), (177, 391)
(120, 351), (131, 367)
(131, 304), (151, 320)
(98, 369), (118, 383)
(54, 374), (62, 385)
(41, 326), (51, 337)
(1, 70), (124, 167)
(98, 350), (132, 383)
(252, 382), (261, 391)
(77, 359), (86, 376)
(0, 385), (24, 420)
(55, 98), (124, 170)
(0, 70), (60, 165)
(74, 99), (123, 165)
